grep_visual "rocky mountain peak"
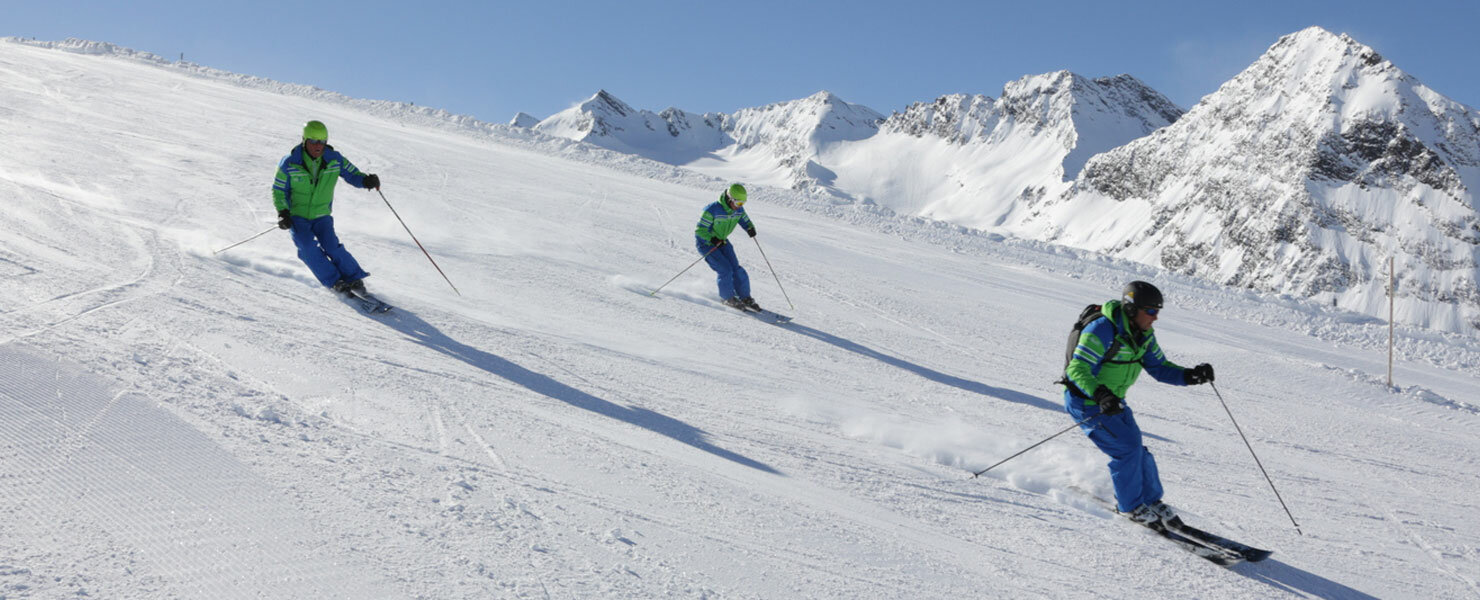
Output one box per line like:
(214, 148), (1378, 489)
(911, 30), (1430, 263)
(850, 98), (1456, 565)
(1071, 26), (1479, 330)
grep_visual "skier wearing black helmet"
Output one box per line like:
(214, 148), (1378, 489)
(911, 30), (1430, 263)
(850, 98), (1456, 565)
(1062, 281), (1216, 526)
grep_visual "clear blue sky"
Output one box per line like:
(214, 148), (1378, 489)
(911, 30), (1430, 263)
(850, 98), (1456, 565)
(10, 1), (1480, 122)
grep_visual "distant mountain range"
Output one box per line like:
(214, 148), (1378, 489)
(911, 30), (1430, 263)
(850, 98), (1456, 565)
(518, 27), (1479, 333)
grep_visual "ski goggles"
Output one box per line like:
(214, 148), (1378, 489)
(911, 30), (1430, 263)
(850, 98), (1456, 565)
(1142, 307), (1160, 316)
(304, 138), (326, 146)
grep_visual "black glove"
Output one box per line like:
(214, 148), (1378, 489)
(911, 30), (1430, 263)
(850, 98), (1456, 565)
(1093, 387), (1124, 415)
(362, 174), (380, 190)
(277, 209), (293, 230)
(1184, 363), (1215, 385)
(709, 238), (727, 248)
(746, 226), (757, 238)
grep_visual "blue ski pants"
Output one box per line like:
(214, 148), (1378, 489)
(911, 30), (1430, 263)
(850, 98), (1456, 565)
(1064, 390), (1164, 513)
(696, 237), (750, 300)
(290, 215), (369, 287)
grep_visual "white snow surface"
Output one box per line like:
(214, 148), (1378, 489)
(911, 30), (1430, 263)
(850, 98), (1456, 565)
(3, 38), (1480, 600)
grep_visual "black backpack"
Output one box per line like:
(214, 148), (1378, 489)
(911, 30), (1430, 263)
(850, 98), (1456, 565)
(1056, 304), (1121, 395)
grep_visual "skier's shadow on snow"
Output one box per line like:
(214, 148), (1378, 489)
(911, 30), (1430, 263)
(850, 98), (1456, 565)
(776, 321), (1062, 412)
(374, 309), (780, 475)
(1230, 558), (1378, 599)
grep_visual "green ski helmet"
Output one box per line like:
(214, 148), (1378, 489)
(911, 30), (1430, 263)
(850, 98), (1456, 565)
(302, 120), (328, 142)
(726, 183), (748, 205)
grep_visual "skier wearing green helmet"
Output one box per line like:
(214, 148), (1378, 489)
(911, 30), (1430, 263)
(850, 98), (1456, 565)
(694, 183), (760, 311)
(271, 120), (383, 295)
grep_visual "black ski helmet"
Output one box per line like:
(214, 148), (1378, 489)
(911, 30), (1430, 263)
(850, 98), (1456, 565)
(1122, 281), (1164, 312)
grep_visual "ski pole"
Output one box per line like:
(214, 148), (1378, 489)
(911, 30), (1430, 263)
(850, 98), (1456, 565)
(650, 244), (719, 297)
(212, 226), (277, 255)
(751, 237), (794, 310)
(1210, 381), (1303, 535)
(377, 189), (461, 296)
(972, 415), (1096, 478)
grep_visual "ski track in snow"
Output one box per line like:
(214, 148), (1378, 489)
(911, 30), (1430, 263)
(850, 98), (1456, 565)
(2, 38), (1479, 599)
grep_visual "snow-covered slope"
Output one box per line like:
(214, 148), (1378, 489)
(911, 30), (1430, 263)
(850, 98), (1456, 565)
(3, 37), (1480, 600)
(1055, 27), (1480, 332)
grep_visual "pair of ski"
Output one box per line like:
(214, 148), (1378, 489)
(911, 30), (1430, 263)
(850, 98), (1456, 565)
(1141, 515), (1272, 566)
(727, 302), (792, 324)
(341, 288), (393, 314)
(1070, 488), (1270, 566)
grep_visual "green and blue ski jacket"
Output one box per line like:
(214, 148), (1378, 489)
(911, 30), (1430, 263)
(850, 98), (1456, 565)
(694, 195), (754, 243)
(1065, 300), (1188, 403)
(272, 144), (371, 220)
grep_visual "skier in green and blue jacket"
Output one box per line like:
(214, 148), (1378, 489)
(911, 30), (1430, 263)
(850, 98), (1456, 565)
(1063, 281), (1216, 526)
(272, 120), (382, 295)
(695, 183), (761, 311)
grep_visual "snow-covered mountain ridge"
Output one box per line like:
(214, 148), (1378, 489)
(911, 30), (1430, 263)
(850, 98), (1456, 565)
(528, 72), (1178, 209)
(822, 70), (1182, 228)
(881, 72), (1182, 173)
(522, 28), (1479, 334)
(536, 89), (884, 189)
(533, 90), (731, 164)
